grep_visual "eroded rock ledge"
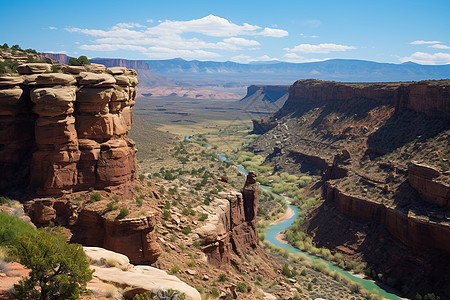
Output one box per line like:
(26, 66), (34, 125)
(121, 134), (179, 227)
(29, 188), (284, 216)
(195, 171), (259, 268)
(0, 63), (138, 195)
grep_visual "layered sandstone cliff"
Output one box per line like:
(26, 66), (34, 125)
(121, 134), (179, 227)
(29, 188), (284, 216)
(196, 172), (259, 268)
(0, 63), (138, 195)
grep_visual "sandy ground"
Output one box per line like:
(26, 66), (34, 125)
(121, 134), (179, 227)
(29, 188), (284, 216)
(270, 207), (294, 225)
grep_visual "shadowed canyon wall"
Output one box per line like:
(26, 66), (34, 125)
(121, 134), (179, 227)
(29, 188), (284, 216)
(0, 63), (138, 195)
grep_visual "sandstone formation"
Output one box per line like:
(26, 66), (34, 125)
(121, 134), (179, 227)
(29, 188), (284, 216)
(0, 63), (138, 195)
(83, 247), (201, 300)
(408, 162), (450, 208)
(195, 172), (259, 268)
(26, 198), (161, 265)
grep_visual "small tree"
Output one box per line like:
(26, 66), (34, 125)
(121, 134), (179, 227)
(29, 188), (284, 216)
(69, 55), (91, 66)
(14, 229), (93, 300)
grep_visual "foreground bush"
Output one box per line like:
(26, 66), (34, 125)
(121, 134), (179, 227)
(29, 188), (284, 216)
(14, 229), (93, 300)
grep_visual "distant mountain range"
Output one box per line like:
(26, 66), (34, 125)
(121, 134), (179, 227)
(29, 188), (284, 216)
(42, 53), (450, 98)
(142, 58), (450, 83)
(43, 53), (450, 83)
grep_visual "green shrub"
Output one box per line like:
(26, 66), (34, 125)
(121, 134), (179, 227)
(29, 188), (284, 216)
(106, 202), (118, 211)
(236, 282), (247, 293)
(13, 229), (93, 299)
(117, 208), (129, 219)
(0, 212), (35, 246)
(181, 226), (191, 235)
(90, 192), (101, 202)
(198, 213), (208, 221)
(218, 273), (228, 282)
(171, 265), (180, 274)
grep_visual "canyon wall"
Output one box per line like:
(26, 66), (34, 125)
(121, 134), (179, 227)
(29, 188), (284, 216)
(27, 198), (161, 265)
(0, 63), (138, 195)
(326, 182), (450, 253)
(196, 172), (259, 268)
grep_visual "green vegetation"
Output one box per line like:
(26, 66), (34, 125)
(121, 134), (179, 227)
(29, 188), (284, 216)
(89, 192), (101, 202)
(117, 208), (129, 219)
(68, 55), (91, 66)
(0, 212), (35, 247)
(14, 229), (93, 300)
(170, 265), (180, 274)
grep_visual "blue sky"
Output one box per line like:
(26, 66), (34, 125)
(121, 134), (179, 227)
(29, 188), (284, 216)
(2, 0), (449, 64)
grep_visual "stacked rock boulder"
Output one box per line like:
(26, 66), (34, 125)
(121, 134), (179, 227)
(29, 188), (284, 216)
(0, 63), (138, 195)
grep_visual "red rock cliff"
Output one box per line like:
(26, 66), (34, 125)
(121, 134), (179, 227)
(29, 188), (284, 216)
(0, 64), (138, 195)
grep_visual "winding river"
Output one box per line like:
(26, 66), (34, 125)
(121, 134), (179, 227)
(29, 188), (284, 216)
(188, 135), (402, 300)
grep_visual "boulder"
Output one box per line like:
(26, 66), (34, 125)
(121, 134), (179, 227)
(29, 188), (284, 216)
(34, 73), (76, 86)
(78, 72), (116, 87)
(91, 265), (201, 300)
(31, 86), (77, 117)
(84, 246), (130, 268)
(17, 63), (52, 74)
(0, 76), (23, 87)
(0, 86), (26, 116)
(107, 67), (127, 75)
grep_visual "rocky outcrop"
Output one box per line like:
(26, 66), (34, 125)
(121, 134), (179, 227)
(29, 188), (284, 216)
(252, 119), (278, 134)
(409, 162), (450, 208)
(27, 198), (161, 265)
(273, 79), (449, 120)
(395, 81), (450, 116)
(83, 247), (201, 300)
(326, 182), (450, 254)
(0, 63), (138, 195)
(196, 172), (259, 268)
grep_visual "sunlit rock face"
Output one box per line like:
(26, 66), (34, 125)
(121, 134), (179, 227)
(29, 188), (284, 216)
(0, 64), (138, 195)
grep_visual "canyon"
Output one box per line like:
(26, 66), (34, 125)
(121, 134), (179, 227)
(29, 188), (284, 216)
(249, 79), (450, 298)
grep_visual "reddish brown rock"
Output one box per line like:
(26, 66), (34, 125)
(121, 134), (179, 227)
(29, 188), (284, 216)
(326, 182), (450, 253)
(27, 199), (161, 265)
(408, 162), (450, 208)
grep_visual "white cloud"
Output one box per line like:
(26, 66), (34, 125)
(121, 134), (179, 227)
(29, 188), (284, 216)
(48, 27), (57, 30)
(230, 54), (252, 63)
(145, 14), (265, 37)
(66, 15), (288, 59)
(222, 37), (260, 47)
(113, 22), (145, 29)
(249, 55), (277, 62)
(429, 44), (450, 50)
(66, 27), (146, 39)
(146, 19), (154, 23)
(399, 52), (450, 65)
(287, 43), (356, 54)
(281, 53), (324, 63)
(300, 33), (319, 38)
(410, 40), (442, 45)
(258, 27), (288, 37)
(79, 44), (148, 52)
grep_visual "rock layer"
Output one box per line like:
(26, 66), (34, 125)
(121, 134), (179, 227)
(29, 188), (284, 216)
(0, 63), (138, 195)
(27, 198), (161, 265)
(196, 172), (259, 268)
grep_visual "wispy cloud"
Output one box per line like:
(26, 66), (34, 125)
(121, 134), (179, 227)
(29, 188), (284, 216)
(410, 40), (442, 45)
(300, 33), (319, 38)
(429, 44), (450, 50)
(286, 43), (356, 54)
(399, 52), (450, 65)
(282, 52), (324, 63)
(48, 27), (57, 30)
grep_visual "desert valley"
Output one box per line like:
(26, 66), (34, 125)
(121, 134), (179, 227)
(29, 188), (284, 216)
(0, 2), (449, 299)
